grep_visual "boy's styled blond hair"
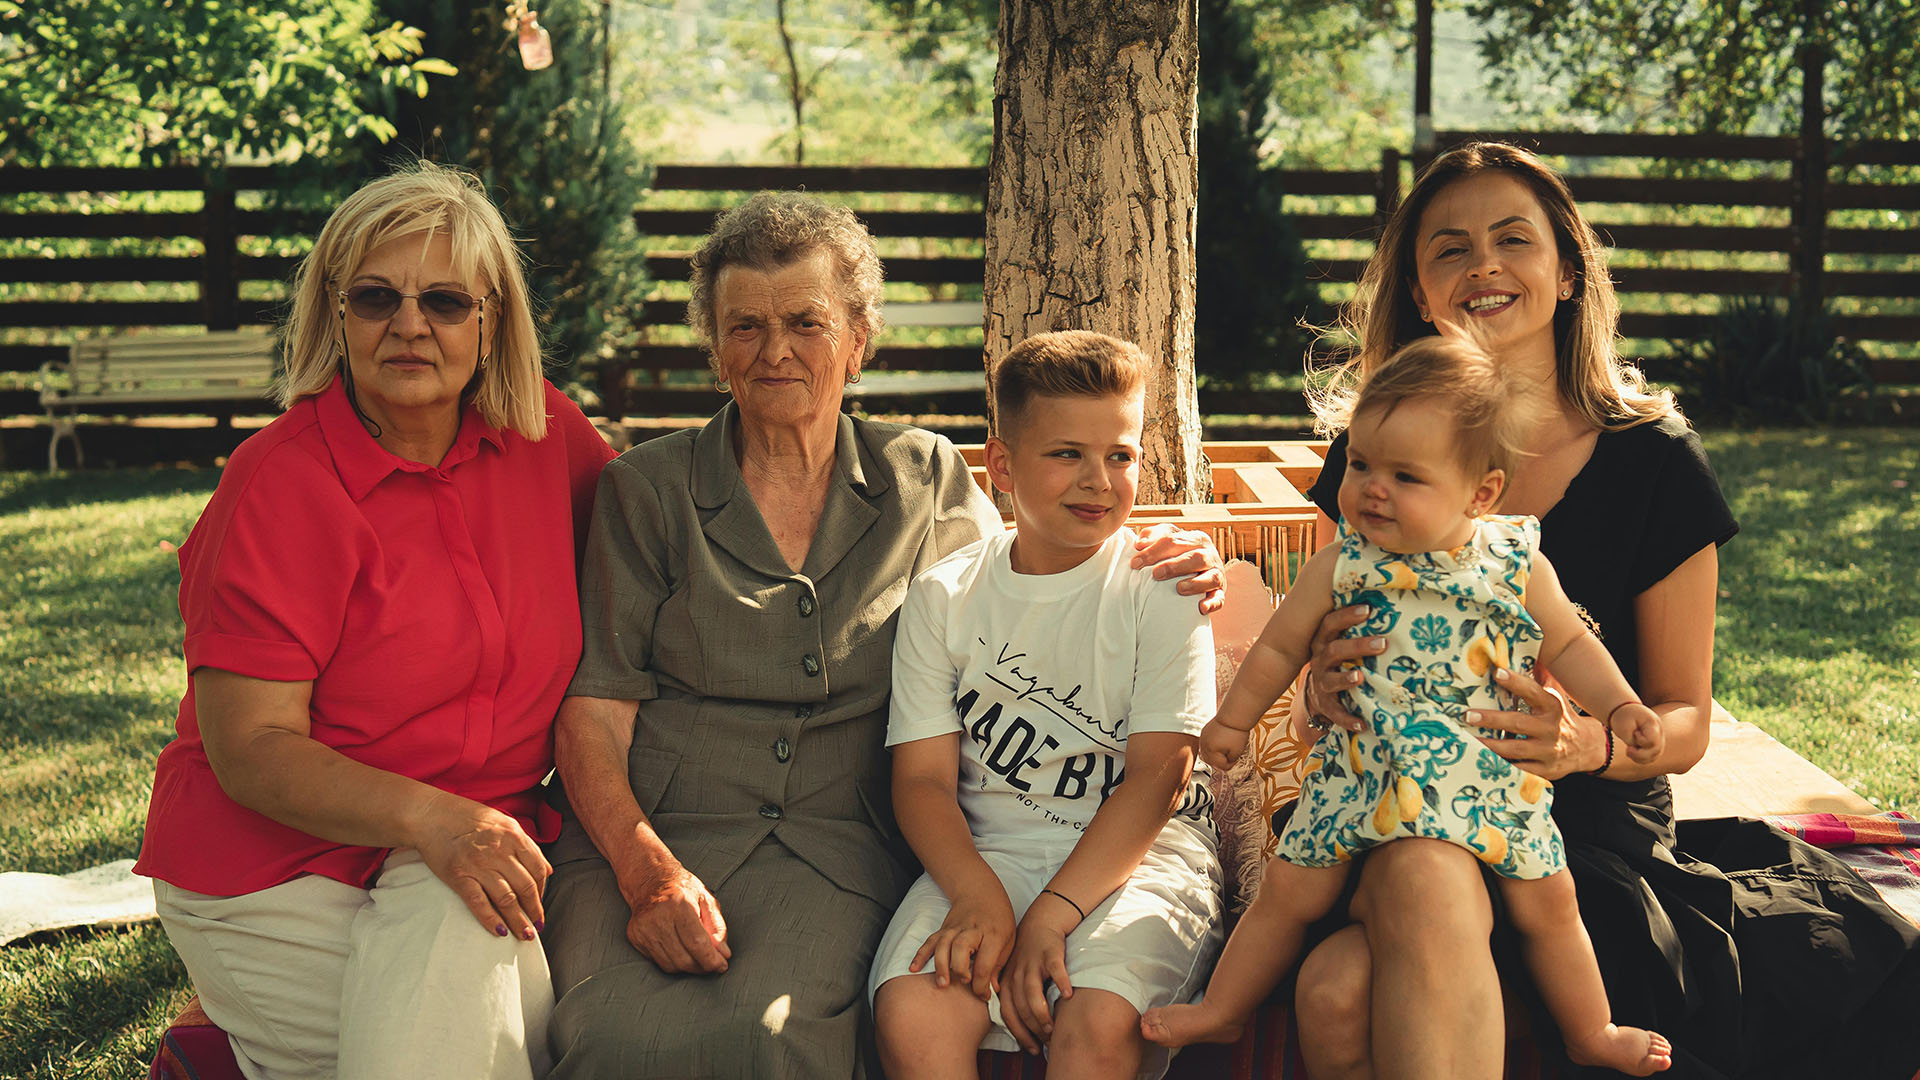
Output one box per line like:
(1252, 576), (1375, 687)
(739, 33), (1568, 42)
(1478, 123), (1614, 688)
(1352, 336), (1531, 485)
(991, 330), (1152, 439)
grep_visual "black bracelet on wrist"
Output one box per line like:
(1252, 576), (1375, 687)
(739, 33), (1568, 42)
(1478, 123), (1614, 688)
(1589, 725), (1617, 776)
(1040, 887), (1087, 923)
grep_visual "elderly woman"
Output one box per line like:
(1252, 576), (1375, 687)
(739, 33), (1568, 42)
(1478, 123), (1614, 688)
(541, 192), (1221, 1078)
(1286, 142), (1920, 1079)
(135, 162), (615, 1080)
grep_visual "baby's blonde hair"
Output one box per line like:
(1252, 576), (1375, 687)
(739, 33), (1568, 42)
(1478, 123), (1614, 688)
(1351, 336), (1531, 487)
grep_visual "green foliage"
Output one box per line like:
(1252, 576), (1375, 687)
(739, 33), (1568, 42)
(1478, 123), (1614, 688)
(1196, 0), (1314, 384)
(372, 0), (652, 382)
(623, 0), (994, 165)
(1468, 0), (1920, 140)
(0, 0), (452, 166)
(1671, 296), (1874, 424)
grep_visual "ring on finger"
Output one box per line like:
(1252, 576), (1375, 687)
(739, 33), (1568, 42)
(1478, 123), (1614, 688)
(1308, 714), (1334, 732)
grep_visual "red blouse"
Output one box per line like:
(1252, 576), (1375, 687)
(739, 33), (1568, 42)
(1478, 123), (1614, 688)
(135, 376), (615, 896)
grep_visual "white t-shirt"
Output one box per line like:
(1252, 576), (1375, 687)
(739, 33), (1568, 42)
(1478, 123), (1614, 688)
(887, 527), (1218, 859)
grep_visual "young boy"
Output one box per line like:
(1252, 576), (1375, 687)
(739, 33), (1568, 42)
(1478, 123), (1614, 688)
(868, 330), (1223, 1080)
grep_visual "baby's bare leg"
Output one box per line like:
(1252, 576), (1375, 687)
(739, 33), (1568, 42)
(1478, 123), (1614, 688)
(1141, 858), (1349, 1048)
(1499, 870), (1672, 1076)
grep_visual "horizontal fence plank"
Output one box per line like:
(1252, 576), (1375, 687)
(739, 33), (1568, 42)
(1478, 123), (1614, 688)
(635, 208), (983, 239)
(0, 255), (296, 285)
(0, 166), (209, 193)
(1618, 312), (1717, 338)
(0, 165), (308, 194)
(1615, 268), (1920, 299)
(35, 393), (277, 417)
(1594, 223), (1794, 252)
(1827, 271), (1920, 298)
(1290, 213), (1381, 241)
(1829, 227), (1920, 255)
(0, 256), (201, 283)
(1275, 170), (1381, 197)
(0, 300), (280, 328)
(1870, 358), (1920, 384)
(1567, 176), (1794, 207)
(1612, 267), (1790, 294)
(1434, 130), (1799, 160)
(1832, 141), (1920, 167)
(0, 301), (204, 327)
(643, 253), (983, 285)
(1302, 258), (1369, 282)
(0, 388), (39, 415)
(1829, 183), (1920, 211)
(1832, 314), (1920, 340)
(650, 164), (984, 195)
(1198, 389), (1310, 414)
(0, 211), (203, 239)
(0, 343), (66, 373)
(619, 343), (984, 372)
(233, 209), (328, 233)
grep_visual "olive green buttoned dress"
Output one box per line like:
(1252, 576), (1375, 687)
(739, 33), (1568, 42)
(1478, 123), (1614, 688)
(544, 404), (1000, 1079)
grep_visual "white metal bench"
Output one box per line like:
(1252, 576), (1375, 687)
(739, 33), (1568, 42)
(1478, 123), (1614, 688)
(39, 330), (279, 472)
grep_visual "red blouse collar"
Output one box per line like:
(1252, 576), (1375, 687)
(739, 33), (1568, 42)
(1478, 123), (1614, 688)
(314, 374), (505, 501)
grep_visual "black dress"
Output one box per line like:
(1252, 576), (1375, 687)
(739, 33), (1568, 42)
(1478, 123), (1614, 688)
(1307, 420), (1920, 1080)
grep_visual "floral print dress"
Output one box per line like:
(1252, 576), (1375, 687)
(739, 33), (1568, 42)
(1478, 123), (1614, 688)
(1276, 514), (1565, 880)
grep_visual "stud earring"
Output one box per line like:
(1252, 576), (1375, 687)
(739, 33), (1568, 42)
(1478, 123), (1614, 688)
(1560, 288), (1572, 300)
(1419, 309), (1432, 322)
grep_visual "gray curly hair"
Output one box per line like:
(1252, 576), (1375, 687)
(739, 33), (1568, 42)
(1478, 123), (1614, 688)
(686, 191), (886, 378)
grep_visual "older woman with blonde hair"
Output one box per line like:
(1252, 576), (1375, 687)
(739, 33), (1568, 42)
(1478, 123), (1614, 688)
(136, 160), (614, 1080)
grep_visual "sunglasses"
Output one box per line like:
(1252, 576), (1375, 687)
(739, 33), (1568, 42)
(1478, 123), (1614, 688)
(338, 285), (489, 325)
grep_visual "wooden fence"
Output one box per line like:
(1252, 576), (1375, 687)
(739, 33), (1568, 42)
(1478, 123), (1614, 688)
(3, 130), (1916, 429)
(0, 166), (328, 419)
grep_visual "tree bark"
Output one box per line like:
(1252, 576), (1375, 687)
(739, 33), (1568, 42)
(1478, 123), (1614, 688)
(984, 0), (1210, 505)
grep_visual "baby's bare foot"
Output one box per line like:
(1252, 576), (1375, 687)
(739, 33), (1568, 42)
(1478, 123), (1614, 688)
(1139, 1003), (1245, 1049)
(1566, 1023), (1672, 1076)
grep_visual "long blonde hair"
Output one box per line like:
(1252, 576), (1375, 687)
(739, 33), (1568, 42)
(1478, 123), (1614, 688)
(278, 161), (549, 439)
(1310, 142), (1677, 436)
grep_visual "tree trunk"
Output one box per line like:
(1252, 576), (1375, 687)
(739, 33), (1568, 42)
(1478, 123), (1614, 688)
(984, 0), (1210, 505)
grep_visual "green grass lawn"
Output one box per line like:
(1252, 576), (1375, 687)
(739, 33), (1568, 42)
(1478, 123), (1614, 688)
(1, 429), (1916, 1076)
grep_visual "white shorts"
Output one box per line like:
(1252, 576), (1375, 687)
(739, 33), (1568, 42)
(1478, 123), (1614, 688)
(869, 840), (1223, 1079)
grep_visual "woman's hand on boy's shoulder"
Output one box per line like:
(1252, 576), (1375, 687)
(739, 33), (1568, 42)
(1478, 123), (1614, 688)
(909, 884), (1016, 1001)
(1131, 524), (1226, 614)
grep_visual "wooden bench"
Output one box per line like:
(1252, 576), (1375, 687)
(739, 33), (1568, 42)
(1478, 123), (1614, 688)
(40, 330), (278, 472)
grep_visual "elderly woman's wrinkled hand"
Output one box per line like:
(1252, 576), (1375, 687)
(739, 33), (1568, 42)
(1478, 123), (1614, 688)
(1131, 523), (1226, 614)
(623, 861), (732, 974)
(412, 791), (553, 940)
(1468, 666), (1608, 780)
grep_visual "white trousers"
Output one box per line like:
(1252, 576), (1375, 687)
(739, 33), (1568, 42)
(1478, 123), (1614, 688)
(154, 848), (554, 1080)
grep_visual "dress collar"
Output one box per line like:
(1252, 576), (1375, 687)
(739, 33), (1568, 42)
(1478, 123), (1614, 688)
(688, 401), (886, 510)
(315, 374), (504, 501)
